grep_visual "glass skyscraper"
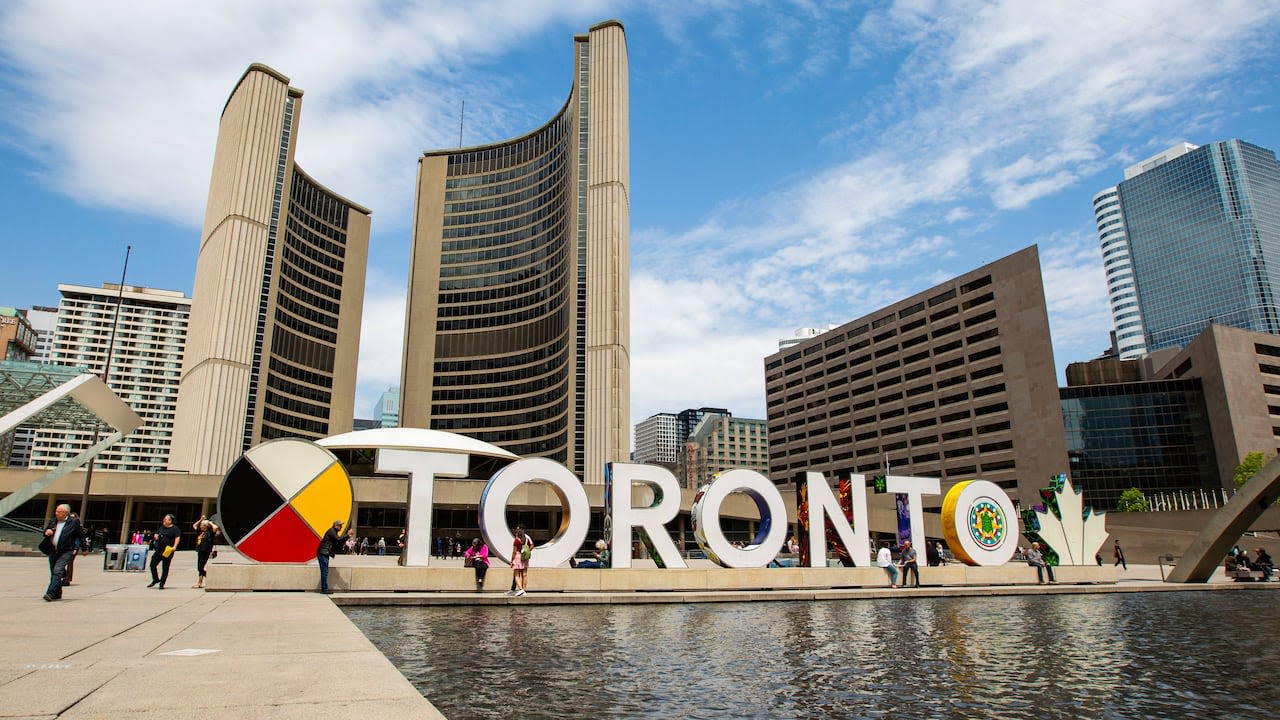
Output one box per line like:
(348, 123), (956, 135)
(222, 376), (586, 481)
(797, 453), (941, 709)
(1096, 140), (1280, 357)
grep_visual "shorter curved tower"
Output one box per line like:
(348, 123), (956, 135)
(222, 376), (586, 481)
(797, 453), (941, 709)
(171, 64), (370, 475)
(402, 21), (629, 484)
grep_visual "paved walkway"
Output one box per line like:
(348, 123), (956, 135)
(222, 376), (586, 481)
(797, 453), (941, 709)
(0, 553), (444, 720)
(3, 552), (1276, 719)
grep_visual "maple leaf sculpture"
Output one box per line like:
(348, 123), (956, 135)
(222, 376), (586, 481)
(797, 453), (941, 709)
(1023, 474), (1107, 566)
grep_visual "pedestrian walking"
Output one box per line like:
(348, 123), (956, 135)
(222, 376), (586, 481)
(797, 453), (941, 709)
(39, 504), (82, 601)
(147, 514), (181, 589)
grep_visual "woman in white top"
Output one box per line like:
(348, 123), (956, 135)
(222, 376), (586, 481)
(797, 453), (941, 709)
(876, 541), (899, 588)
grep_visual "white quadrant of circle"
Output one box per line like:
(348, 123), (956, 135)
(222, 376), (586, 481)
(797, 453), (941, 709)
(244, 438), (336, 501)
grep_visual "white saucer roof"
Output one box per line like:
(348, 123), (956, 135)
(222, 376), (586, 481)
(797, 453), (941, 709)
(316, 427), (519, 460)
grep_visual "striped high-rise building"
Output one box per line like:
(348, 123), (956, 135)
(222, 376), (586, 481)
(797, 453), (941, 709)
(401, 21), (629, 484)
(634, 412), (678, 467)
(30, 284), (189, 472)
(170, 64), (370, 475)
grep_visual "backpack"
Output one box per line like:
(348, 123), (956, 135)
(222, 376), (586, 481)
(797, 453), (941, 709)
(520, 538), (533, 562)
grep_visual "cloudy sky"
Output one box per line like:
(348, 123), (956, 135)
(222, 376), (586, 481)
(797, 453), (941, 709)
(3, 1), (1280, 443)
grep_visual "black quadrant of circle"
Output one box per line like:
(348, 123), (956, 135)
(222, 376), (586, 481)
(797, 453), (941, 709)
(218, 455), (288, 544)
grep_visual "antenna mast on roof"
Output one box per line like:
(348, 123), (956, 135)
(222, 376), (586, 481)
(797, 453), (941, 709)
(458, 101), (465, 148)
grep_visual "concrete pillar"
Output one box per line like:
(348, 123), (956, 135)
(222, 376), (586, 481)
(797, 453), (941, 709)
(120, 497), (134, 543)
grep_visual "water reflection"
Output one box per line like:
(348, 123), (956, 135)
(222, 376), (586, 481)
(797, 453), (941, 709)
(345, 593), (1280, 719)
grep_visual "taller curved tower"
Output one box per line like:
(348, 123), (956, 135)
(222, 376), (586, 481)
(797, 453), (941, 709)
(402, 21), (629, 484)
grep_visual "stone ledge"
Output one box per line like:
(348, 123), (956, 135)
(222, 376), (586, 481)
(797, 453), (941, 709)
(206, 563), (1120, 593)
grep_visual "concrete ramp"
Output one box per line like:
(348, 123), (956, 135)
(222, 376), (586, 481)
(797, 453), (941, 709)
(1167, 455), (1280, 583)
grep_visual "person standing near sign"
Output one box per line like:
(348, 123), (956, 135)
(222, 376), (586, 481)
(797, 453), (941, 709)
(147, 514), (181, 589)
(897, 539), (920, 588)
(40, 504), (81, 601)
(191, 516), (220, 589)
(317, 520), (345, 594)
(509, 525), (532, 596)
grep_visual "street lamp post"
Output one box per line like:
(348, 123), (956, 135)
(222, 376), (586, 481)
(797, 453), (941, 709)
(78, 245), (132, 526)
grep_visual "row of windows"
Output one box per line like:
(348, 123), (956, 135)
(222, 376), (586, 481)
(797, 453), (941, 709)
(768, 290), (995, 375)
(432, 387), (567, 419)
(261, 407), (328, 437)
(432, 406), (568, 435)
(440, 230), (570, 271)
(437, 295), (567, 332)
(268, 357), (333, 390)
(441, 199), (568, 243)
(284, 217), (347, 264)
(279, 271), (341, 313)
(270, 327), (335, 374)
(291, 172), (351, 229)
(433, 337), (569, 376)
(281, 244), (342, 288)
(444, 148), (568, 202)
(442, 173), (562, 227)
(443, 159), (567, 215)
(432, 366), (568, 400)
(439, 260), (569, 306)
(438, 278), (565, 317)
(276, 295), (337, 333)
(264, 389), (329, 420)
(266, 371), (333, 406)
(444, 115), (569, 181)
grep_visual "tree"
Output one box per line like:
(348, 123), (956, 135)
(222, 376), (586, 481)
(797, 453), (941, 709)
(1232, 451), (1271, 489)
(1116, 487), (1149, 513)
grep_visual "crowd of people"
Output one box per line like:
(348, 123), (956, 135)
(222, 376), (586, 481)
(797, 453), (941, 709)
(41, 505), (1280, 602)
(1226, 545), (1275, 580)
(38, 507), (222, 599)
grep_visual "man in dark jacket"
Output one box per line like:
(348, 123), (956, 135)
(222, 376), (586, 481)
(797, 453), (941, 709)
(316, 520), (346, 594)
(40, 504), (82, 601)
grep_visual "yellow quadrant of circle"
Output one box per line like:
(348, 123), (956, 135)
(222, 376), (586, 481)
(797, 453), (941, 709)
(290, 462), (353, 536)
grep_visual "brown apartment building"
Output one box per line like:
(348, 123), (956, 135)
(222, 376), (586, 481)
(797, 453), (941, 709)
(764, 245), (1069, 507)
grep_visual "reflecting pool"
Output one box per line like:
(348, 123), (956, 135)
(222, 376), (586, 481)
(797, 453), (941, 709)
(345, 592), (1280, 719)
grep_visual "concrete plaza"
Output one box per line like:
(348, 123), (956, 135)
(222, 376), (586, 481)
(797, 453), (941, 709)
(0, 552), (444, 720)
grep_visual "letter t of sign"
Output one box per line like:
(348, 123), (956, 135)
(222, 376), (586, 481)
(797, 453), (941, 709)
(375, 449), (469, 567)
(885, 475), (940, 549)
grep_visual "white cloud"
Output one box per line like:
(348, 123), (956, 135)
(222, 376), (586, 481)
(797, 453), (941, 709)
(0, 0), (620, 228)
(353, 268), (407, 420)
(629, 273), (780, 428)
(1038, 233), (1113, 372)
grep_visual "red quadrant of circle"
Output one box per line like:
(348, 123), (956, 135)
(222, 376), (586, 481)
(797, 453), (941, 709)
(236, 504), (321, 563)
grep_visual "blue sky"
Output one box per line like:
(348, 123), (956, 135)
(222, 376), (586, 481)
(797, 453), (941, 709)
(3, 1), (1280, 440)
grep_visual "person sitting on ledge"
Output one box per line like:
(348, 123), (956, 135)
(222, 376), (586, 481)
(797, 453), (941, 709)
(462, 538), (490, 589)
(571, 539), (611, 569)
(1026, 542), (1056, 584)
(1254, 547), (1274, 580)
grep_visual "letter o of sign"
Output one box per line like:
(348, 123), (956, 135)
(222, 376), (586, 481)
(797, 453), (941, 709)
(479, 458), (590, 567)
(942, 479), (1019, 566)
(691, 469), (787, 568)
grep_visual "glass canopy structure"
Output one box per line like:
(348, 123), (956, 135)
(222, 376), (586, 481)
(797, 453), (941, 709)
(0, 360), (142, 517)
